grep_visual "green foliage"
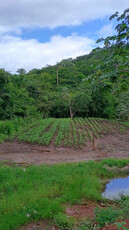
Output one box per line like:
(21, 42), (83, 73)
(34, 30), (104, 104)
(97, 8), (129, 45)
(95, 207), (122, 227)
(76, 220), (94, 230)
(92, 8), (129, 120)
(0, 117), (128, 146)
(115, 222), (128, 230)
(0, 120), (15, 142)
(100, 158), (129, 168)
(77, 197), (129, 229)
(17, 118), (128, 147)
(0, 160), (129, 230)
(0, 117), (40, 143)
(116, 91), (129, 121)
(95, 197), (129, 228)
(0, 9), (129, 121)
(54, 213), (73, 229)
(0, 159), (124, 230)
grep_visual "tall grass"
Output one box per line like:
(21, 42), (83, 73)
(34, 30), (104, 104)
(0, 117), (38, 143)
(0, 159), (129, 230)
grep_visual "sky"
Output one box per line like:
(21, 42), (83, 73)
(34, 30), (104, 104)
(0, 0), (128, 73)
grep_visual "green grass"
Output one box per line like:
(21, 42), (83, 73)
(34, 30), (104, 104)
(0, 159), (129, 230)
(0, 117), (38, 143)
(77, 197), (129, 229)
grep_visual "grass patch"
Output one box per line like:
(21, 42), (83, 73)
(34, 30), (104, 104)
(100, 158), (129, 168)
(76, 197), (129, 229)
(95, 197), (129, 228)
(0, 159), (129, 229)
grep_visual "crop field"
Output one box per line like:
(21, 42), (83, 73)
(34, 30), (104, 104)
(17, 118), (128, 147)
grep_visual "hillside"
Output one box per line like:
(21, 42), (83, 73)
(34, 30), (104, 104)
(0, 8), (129, 122)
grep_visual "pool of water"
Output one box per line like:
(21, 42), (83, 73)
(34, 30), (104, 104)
(102, 176), (129, 200)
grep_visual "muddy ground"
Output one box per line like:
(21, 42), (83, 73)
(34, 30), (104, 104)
(19, 202), (129, 230)
(0, 131), (129, 165)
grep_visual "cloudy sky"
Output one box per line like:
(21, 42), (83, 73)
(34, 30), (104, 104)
(0, 0), (128, 73)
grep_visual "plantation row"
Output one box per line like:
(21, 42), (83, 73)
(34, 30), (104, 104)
(17, 118), (128, 147)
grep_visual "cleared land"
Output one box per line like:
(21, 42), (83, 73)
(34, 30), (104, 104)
(0, 118), (129, 230)
(17, 118), (128, 147)
(0, 118), (129, 165)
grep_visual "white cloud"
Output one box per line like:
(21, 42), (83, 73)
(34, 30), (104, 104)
(98, 23), (115, 38)
(0, 0), (128, 31)
(0, 34), (95, 73)
(0, 0), (128, 72)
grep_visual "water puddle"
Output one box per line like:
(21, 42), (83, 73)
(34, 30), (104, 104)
(102, 176), (129, 200)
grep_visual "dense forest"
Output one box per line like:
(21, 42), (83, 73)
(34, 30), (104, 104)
(0, 9), (129, 121)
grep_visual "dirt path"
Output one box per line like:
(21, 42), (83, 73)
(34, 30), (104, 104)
(0, 131), (129, 165)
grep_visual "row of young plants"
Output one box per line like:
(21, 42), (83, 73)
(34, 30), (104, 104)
(18, 118), (54, 144)
(20, 118), (128, 147)
(0, 117), (128, 147)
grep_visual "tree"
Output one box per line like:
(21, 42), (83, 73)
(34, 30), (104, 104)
(16, 68), (26, 75)
(95, 8), (129, 90)
(55, 58), (74, 85)
(96, 8), (129, 45)
(0, 69), (11, 120)
(116, 90), (129, 121)
(63, 88), (91, 119)
(80, 9), (129, 119)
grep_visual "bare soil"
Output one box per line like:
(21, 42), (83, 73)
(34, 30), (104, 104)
(0, 131), (129, 165)
(101, 218), (129, 230)
(65, 201), (100, 219)
(19, 202), (98, 230)
(0, 130), (129, 164)
(19, 220), (59, 230)
(1, 131), (129, 230)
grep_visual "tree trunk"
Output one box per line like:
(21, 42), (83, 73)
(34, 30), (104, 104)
(70, 106), (74, 119)
(56, 68), (58, 85)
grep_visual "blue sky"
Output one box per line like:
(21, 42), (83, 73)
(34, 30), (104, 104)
(21, 17), (111, 43)
(0, 0), (128, 73)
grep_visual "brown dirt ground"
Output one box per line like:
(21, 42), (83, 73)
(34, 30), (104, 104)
(1, 131), (129, 230)
(19, 220), (59, 230)
(19, 202), (104, 230)
(20, 202), (128, 230)
(19, 218), (129, 230)
(0, 131), (129, 165)
(101, 218), (129, 230)
(65, 201), (101, 219)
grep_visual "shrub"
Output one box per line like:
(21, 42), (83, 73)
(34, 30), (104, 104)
(54, 213), (73, 229)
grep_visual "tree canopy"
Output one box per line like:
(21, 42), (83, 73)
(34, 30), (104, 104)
(0, 9), (129, 121)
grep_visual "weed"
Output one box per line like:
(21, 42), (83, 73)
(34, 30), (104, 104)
(0, 159), (129, 229)
(115, 222), (128, 230)
(95, 207), (122, 227)
(54, 213), (73, 229)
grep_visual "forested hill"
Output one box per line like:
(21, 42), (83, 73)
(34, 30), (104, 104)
(0, 46), (128, 121)
(0, 9), (129, 121)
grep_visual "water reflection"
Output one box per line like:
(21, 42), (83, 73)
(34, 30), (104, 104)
(102, 176), (129, 200)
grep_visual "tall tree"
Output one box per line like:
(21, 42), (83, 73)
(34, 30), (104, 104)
(16, 68), (26, 75)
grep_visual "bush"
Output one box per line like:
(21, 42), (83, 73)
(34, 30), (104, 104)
(0, 120), (15, 136)
(95, 207), (122, 227)
(116, 91), (129, 121)
(54, 213), (73, 229)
